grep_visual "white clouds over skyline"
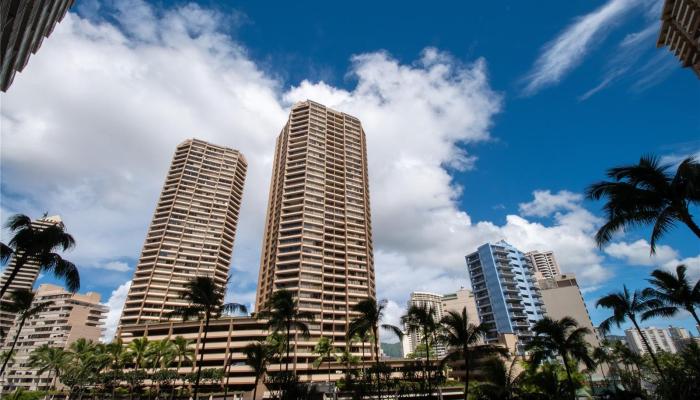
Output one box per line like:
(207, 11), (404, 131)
(1, 1), (697, 341)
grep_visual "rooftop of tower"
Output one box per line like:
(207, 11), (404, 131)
(292, 99), (362, 121)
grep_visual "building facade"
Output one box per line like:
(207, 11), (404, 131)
(657, 0), (700, 78)
(441, 287), (480, 322)
(625, 326), (689, 355)
(525, 250), (561, 280)
(0, 215), (64, 342)
(255, 100), (375, 368)
(119, 139), (247, 328)
(0, 284), (106, 391)
(1, 1), (75, 91)
(538, 274), (599, 349)
(466, 241), (545, 350)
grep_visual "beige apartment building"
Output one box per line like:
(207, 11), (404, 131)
(526, 250), (561, 281)
(0, 284), (106, 392)
(1, 1), (75, 91)
(537, 274), (599, 349)
(0, 215), (64, 342)
(625, 326), (692, 355)
(657, 0), (700, 78)
(255, 100), (375, 368)
(441, 287), (480, 321)
(119, 139), (247, 328)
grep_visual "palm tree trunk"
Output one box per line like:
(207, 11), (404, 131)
(687, 307), (700, 336)
(327, 358), (331, 382)
(361, 341), (365, 376)
(285, 321), (291, 374)
(373, 326), (380, 398)
(561, 354), (575, 400)
(679, 208), (700, 239)
(464, 345), (469, 400)
(252, 375), (259, 400)
(424, 331), (431, 399)
(0, 255), (26, 300)
(223, 354), (231, 400)
(193, 315), (211, 400)
(0, 316), (25, 376)
(630, 318), (665, 380)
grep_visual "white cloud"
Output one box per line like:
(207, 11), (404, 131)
(605, 239), (679, 266)
(0, 2), (639, 341)
(101, 280), (131, 342)
(519, 190), (583, 217)
(522, 0), (639, 95)
(100, 261), (131, 272)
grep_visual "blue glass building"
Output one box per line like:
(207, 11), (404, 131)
(465, 241), (545, 350)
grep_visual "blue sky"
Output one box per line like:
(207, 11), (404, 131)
(1, 0), (699, 340)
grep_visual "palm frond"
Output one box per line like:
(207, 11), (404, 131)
(0, 243), (13, 264)
(650, 206), (677, 254)
(5, 215), (32, 232)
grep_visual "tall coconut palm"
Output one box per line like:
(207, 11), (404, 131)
(643, 264), (700, 334)
(0, 289), (53, 375)
(585, 155), (700, 253)
(28, 344), (70, 394)
(168, 276), (247, 400)
(244, 341), (274, 400)
(402, 303), (440, 398)
(526, 316), (594, 400)
(312, 337), (334, 382)
(596, 286), (665, 379)
(439, 308), (506, 400)
(347, 299), (402, 398)
(0, 214), (79, 298)
(348, 299), (402, 366)
(258, 289), (313, 375)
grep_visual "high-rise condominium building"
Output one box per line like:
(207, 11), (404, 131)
(538, 274), (599, 349)
(625, 326), (690, 355)
(525, 250), (561, 280)
(1, 1), (75, 91)
(0, 284), (106, 392)
(119, 139), (247, 327)
(0, 215), (63, 341)
(256, 100), (375, 367)
(466, 241), (545, 350)
(657, 0), (700, 78)
(402, 292), (446, 358)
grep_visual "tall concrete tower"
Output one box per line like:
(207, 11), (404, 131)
(119, 139), (247, 327)
(256, 100), (375, 366)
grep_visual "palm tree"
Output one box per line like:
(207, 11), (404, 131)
(170, 336), (193, 400)
(258, 289), (313, 375)
(348, 298), (402, 366)
(597, 285), (665, 379)
(0, 289), (53, 375)
(439, 308), (506, 400)
(526, 316), (594, 400)
(244, 342), (274, 400)
(643, 264), (700, 334)
(147, 339), (176, 371)
(0, 214), (80, 298)
(475, 356), (524, 400)
(127, 337), (151, 372)
(169, 276), (247, 400)
(312, 337), (335, 382)
(28, 344), (70, 394)
(585, 155), (700, 253)
(402, 303), (440, 397)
